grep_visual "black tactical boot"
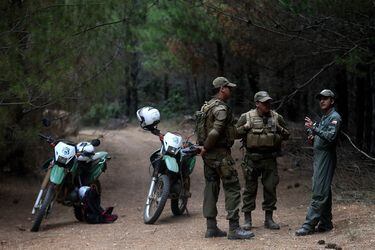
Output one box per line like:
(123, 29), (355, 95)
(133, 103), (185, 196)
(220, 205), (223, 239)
(242, 212), (252, 230)
(316, 222), (333, 233)
(228, 220), (255, 240)
(264, 210), (280, 230)
(205, 218), (227, 238)
(295, 226), (314, 236)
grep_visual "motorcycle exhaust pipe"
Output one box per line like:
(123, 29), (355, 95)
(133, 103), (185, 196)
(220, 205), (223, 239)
(145, 177), (157, 205)
(31, 189), (44, 214)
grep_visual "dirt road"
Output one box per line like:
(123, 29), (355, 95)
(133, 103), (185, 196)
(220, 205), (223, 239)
(0, 126), (374, 249)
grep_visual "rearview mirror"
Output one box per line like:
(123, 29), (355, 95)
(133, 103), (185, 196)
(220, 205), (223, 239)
(91, 139), (100, 147)
(42, 118), (51, 127)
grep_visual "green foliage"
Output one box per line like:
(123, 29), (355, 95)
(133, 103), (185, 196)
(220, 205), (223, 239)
(82, 102), (122, 125)
(138, 0), (221, 76)
(0, 1), (132, 171)
(159, 91), (186, 119)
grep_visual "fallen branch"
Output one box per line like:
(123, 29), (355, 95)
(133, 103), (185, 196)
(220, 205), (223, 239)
(341, 131), (375, 161)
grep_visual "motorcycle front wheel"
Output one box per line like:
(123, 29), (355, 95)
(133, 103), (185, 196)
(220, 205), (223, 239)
(143, 175), (170, 224)
(31, 183), (56, 232)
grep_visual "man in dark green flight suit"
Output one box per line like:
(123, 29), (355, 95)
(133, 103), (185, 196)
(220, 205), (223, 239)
(198, 77), (254, 240)
(296, 89), (342, 236)
(236, 91), (290, 231)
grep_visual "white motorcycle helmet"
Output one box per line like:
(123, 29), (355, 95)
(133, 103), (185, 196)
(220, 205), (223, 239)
(136, 107), (160, 130)
(76, 142), (95, 162)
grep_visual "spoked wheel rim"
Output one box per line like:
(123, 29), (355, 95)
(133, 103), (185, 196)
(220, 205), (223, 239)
(143, 175), (170, 224)
(146, 179), (164, 218)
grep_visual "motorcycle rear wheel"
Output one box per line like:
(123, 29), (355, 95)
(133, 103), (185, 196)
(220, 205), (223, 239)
(31, 183), (55, 232)
(143, 175), (170, 224)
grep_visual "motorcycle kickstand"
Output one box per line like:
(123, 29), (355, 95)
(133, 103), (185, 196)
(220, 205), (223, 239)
(185, 206), (190, 217)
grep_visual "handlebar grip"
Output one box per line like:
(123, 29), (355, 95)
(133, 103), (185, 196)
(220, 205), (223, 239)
(38, 133), (48, 140)
(38, 133), (54, 144)
(181, 145), (201, 155)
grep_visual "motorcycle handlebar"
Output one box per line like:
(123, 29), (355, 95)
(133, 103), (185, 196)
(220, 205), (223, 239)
(38, 133), (54, 144)
(181, 145), (201, 155)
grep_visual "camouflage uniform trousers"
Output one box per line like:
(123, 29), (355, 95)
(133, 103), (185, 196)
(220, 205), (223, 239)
(203, 148), (241, 221)
(241, 153), (279, 212)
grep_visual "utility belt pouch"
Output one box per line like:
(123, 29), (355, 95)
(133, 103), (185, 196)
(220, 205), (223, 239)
(246, 128), (262, 148)
(247, 153), (263, 161)
(203, 153), (221, 169)
(219, 156), (236, 179)
(259, 133), (274, 147)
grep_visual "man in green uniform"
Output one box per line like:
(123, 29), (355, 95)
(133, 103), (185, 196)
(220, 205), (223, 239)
(198, 77), (254, 240)
(296, 89), (341, 236)
(236, 91), (290, 231)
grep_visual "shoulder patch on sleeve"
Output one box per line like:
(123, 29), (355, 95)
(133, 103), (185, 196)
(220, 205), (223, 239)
(213, 104), (227, 112)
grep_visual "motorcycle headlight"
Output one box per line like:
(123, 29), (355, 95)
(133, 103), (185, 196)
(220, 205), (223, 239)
(166, 146), (178, 155)
(56, 155), (69, 164)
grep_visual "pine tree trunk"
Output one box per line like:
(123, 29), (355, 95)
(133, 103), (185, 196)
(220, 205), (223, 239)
(355, 76), (365, 147)
(363, 68), (372, 151)
(216, 41), (225, 76)
(130, 51), (139, 116)
(185, 77), (192, 105)
(335, 68), (349, 130)
(194, 76), (200, 104)
(369, 65), (375, 154)
(163, 73), (169, 101)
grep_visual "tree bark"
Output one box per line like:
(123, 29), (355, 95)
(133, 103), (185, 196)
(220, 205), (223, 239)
(193, 75), (200, 104)
(363, 66), (373, 152)
(370, 64), (375, 154)
(163, 73), (169, 101)
(184, 77), (192, 105)
(355, 75), (365, 147)
(335, 67), (349, 130)
(130, 48), (139, 115)
(216, 41), (225, 76)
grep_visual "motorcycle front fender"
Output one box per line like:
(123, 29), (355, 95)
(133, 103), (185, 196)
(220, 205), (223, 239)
(50, 165), (66, 184)
(163, 155), (179, 173)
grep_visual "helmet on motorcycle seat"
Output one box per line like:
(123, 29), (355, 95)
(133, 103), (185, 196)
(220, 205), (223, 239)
(136, 107), (160, 130)
(76, 142), (95, 162)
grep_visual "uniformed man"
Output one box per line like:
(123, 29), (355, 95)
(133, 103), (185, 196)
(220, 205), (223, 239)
(198, 77), (254, 240)
(236, 91), (290, 231)
(295, 89), (341, 236)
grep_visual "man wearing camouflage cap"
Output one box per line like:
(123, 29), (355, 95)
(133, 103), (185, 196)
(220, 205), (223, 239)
(296, 89), (341, 236)
(236, 91), (290, 231)
(196, 77), (254, 240)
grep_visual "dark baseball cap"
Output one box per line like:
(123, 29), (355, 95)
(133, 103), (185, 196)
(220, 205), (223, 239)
(212, 77), (237, 88)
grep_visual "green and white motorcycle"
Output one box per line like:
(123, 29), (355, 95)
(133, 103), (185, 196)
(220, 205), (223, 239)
(137, 107), (200, 224)
(30, 133), (110, 232)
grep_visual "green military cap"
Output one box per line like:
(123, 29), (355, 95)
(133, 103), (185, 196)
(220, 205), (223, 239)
(212, 77), (237, 88)
(316, 89), (335, 99)
(254, 91), (272, 102)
